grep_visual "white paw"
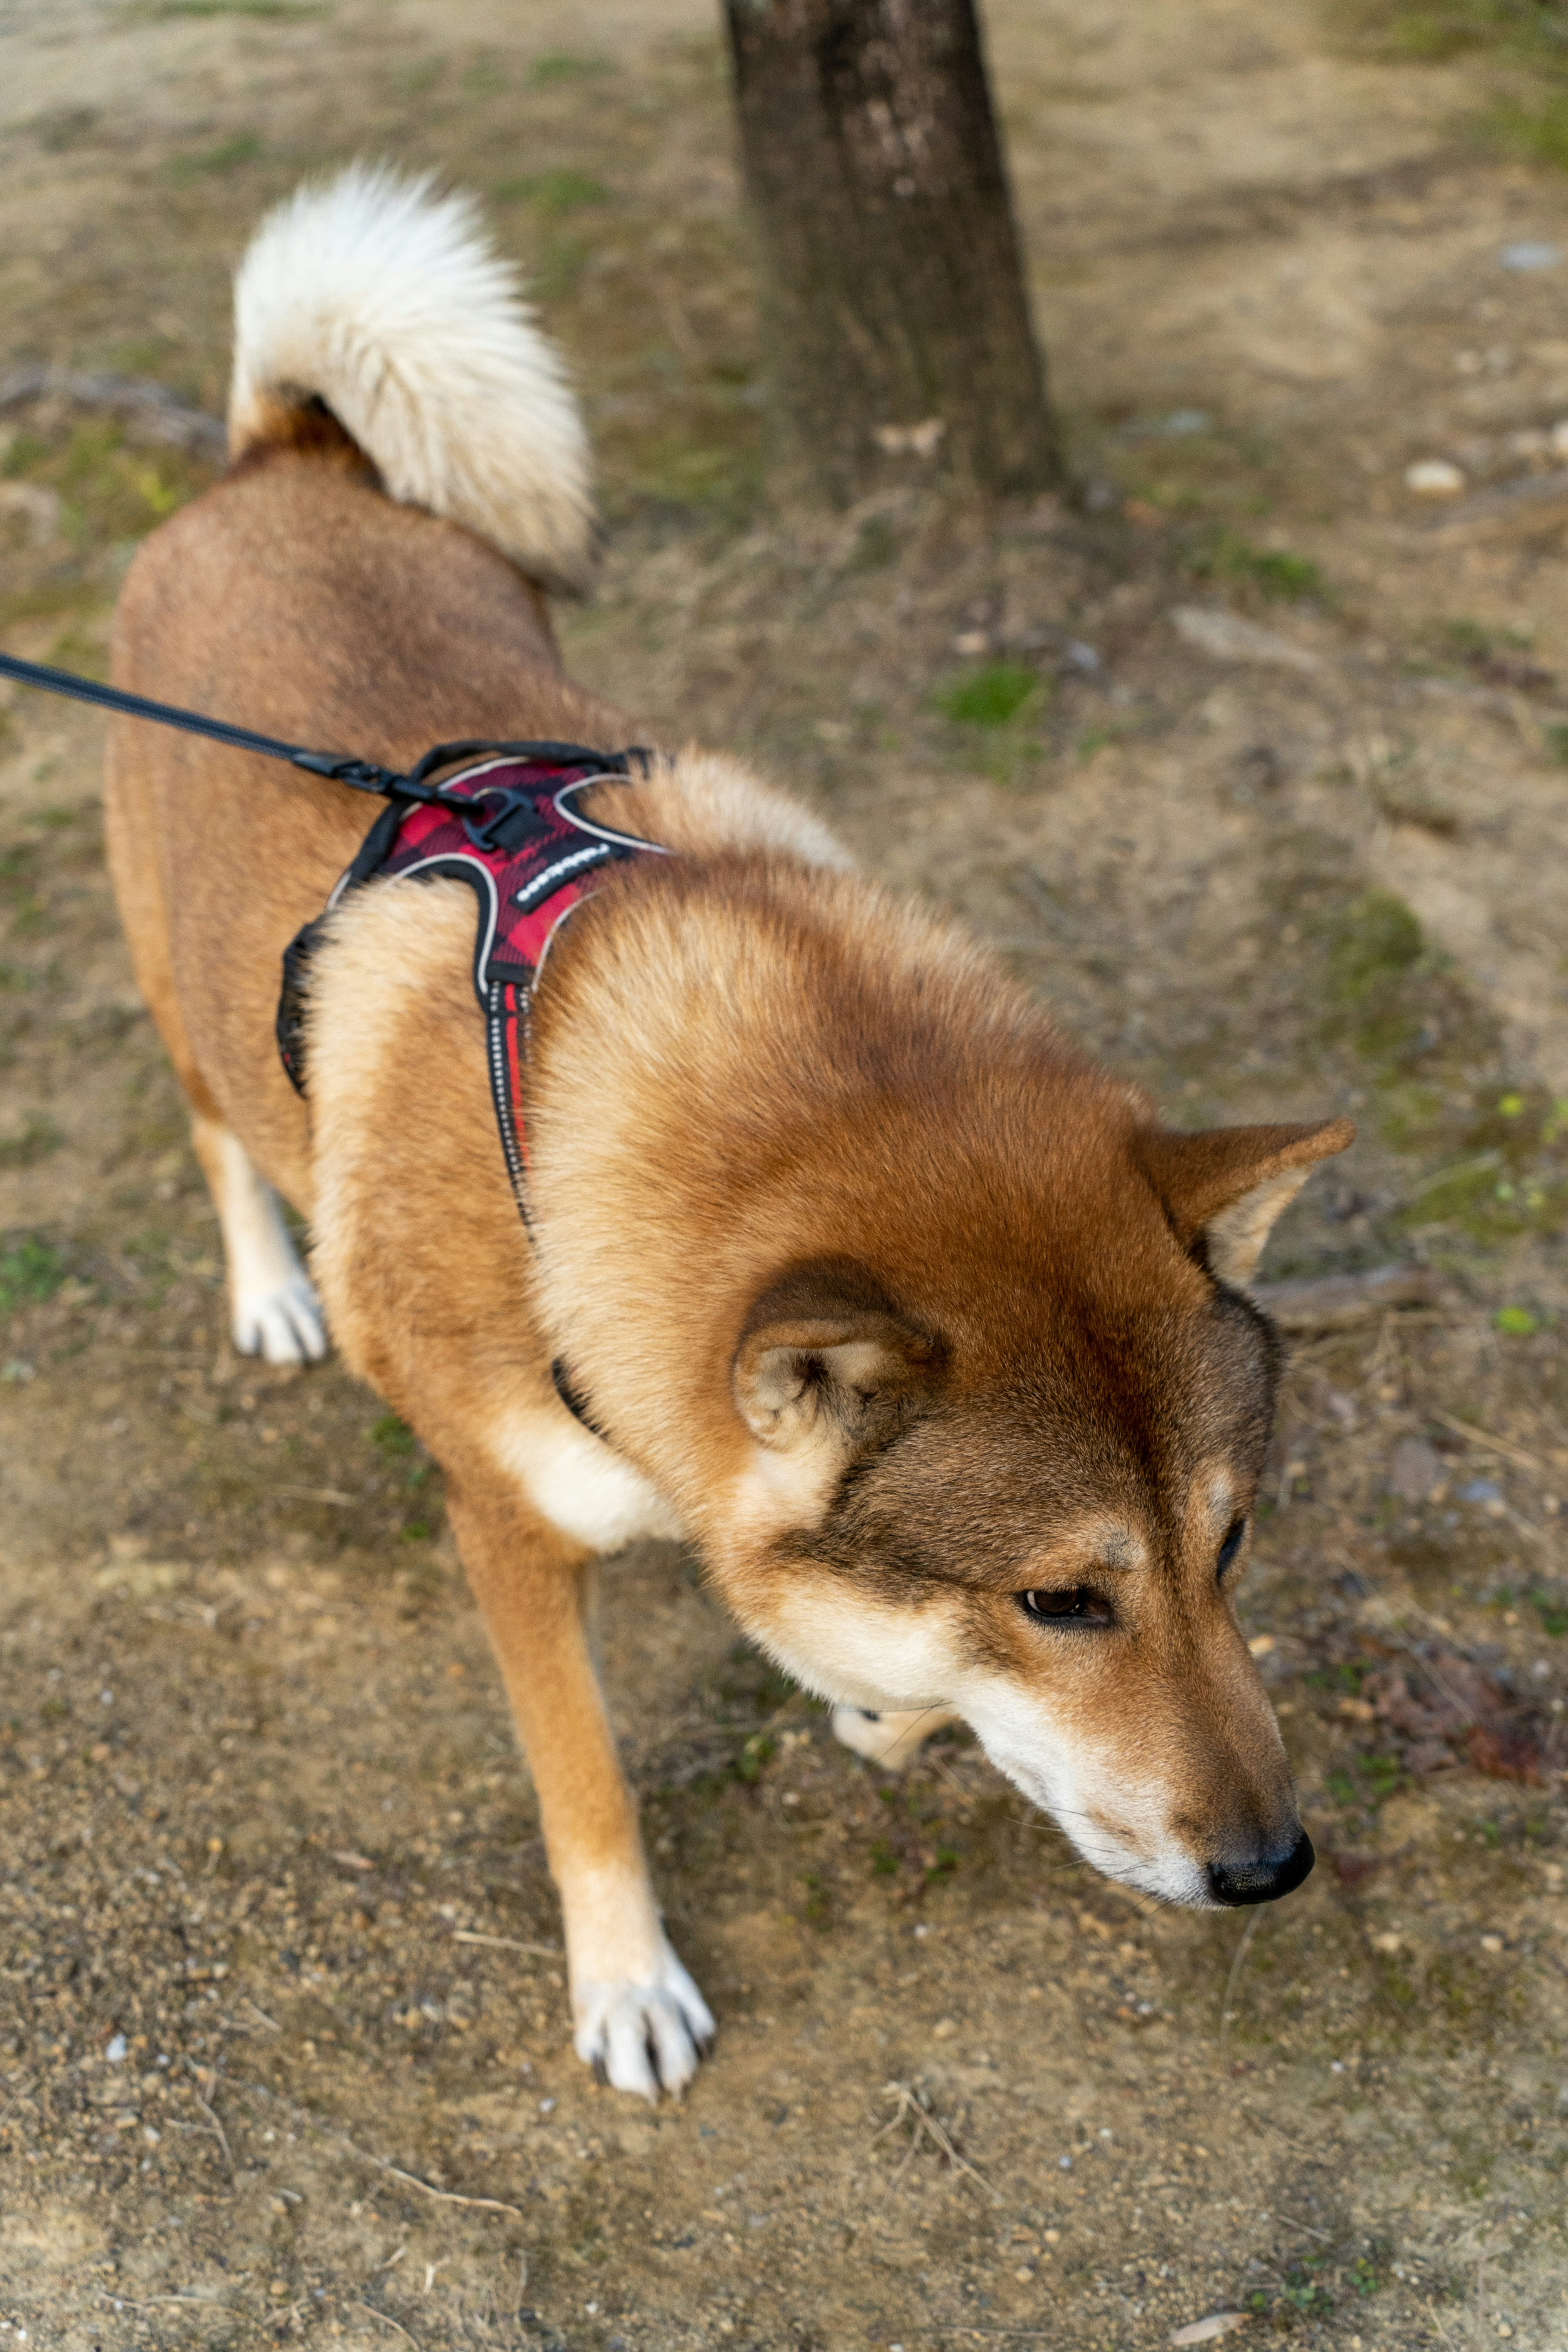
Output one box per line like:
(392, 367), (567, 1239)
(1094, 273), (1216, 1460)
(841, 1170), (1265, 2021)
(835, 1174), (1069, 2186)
(572, 1942), (715, 2103)
(831, 1703), (960, 1773)
(232, 1273), (329, 1365)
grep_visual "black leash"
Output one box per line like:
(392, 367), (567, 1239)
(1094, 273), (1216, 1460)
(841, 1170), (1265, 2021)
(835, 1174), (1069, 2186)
(0, 649), (637, 808)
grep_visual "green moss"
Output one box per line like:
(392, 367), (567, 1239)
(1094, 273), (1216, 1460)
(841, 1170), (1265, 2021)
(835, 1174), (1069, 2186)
(1487, 89), (1568, 167)
(494, 168), (612, 214)
(1495, 1304), (1539, 1334)
(0, 1119), (62, 1171)
(1194, 528), (1327, 602)
(1332, 0), (1568, 63)
(848, 515), (900, 571)
(1327, 889), (1423, 1003)
(528, 51), (615, 84)
(736, 1732), (776, 1784)
(370, 1412), (415, 1455)
(166, 134), (265, 180)
(0, 1234), (65, 1312)
(933, 662), (1042, 727)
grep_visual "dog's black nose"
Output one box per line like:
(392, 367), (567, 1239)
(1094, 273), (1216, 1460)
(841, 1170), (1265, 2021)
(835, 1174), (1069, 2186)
(1207, 1828), (1314, 1907)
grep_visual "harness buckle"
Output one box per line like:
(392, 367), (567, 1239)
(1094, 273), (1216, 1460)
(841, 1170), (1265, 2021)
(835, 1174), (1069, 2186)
(460, 787), (549, 853)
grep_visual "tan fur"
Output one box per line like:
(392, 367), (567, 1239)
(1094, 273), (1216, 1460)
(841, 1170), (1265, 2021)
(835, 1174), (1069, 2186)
(104, 232), (1353, 2101)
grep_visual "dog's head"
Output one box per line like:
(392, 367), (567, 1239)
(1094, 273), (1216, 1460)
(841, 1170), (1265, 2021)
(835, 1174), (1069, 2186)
(720, 1111), (1352, 1909)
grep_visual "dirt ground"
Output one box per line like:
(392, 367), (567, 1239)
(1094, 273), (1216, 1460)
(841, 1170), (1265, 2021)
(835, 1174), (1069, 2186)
(3, 0), (1568, 2346)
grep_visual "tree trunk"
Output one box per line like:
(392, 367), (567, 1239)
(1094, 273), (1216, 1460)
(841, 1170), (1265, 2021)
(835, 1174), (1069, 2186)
(722, 0), (1061, 505)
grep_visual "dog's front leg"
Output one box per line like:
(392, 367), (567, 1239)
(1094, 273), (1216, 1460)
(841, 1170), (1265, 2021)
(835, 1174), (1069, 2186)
(445, 1474), (713, 2101)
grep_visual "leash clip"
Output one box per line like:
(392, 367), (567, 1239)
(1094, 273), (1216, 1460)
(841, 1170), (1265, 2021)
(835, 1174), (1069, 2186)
(290, 749), (406, 795)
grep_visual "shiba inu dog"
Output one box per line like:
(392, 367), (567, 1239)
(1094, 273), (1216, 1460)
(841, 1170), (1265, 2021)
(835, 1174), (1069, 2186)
(104, 164), (1350, 2102)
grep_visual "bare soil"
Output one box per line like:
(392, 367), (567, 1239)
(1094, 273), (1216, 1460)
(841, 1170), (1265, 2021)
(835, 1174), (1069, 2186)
(2, 2), (1568, 2348)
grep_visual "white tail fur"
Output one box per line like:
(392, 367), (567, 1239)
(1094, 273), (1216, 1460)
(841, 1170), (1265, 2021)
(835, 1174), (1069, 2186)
(229, 161), (595, 593)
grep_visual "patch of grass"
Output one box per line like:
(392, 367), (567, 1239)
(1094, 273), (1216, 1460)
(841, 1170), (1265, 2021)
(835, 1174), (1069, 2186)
(0, 1119), (63, 1172)
(166, 134), (265, 180)
(1495, 1303), (1539, 1334)
(493, 168), (612, 214)
(799, 1869), (831, 1929)
(848, 514), (900, 571)
(933, 662), (1042, 728)
(1332, 0), (1568, 64)
(528, 51), (615, 84)
(1486, 88), (1568, 166)
(370, 1412), (415, 1455)
(4, 420), (201, 556)
(1195, 527), (1327, 602)
(1532, 1589), (1568, 1637)
(463, 53), (507, 97)
(0, 1235), (65, 1312)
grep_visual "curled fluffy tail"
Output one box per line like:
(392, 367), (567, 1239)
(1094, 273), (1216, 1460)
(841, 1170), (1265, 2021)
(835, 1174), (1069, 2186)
(228, 161), (594, 594)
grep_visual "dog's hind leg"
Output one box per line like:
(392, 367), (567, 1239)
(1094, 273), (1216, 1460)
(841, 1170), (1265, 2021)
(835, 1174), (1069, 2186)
(831, 1705), (963, 1773)
(104, 734), (326, 1367)
(447, 1472), (713, 2103)
(189, 1113), (327, 1366)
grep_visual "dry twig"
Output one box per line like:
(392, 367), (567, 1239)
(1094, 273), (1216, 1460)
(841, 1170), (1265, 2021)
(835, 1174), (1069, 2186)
(185, 2065), (233, 2177)
(1428, 1410), (1545, 1476)
(1218, 1910), (1262, 2061)
(352, 2300), (423, 2350)
(871, 2080), (998, 2200)
(450, 1929), (559, 1958)
(221, 2071), (523, 2219)
(1252, 1263), (1443, 1334)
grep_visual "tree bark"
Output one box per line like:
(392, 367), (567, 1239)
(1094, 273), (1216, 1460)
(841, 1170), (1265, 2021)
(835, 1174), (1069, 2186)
(722, 0), (1061, 505)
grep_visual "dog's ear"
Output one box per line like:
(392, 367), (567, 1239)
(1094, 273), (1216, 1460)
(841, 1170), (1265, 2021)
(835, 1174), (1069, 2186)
(733, 1260), (944, 1452)
(1135, 1117), (1355, 1285)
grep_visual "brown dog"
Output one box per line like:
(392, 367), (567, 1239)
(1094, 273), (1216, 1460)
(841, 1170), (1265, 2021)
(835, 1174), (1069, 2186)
(104, 165), (1351, 2100)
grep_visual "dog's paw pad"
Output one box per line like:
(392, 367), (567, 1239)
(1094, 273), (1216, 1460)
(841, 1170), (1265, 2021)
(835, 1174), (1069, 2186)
(572, 1947), (714, 2103)
(233, 1274), (328, 1366)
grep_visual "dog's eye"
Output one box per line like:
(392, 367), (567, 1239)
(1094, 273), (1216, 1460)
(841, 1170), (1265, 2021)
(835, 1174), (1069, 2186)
(1216, 1517), (1247, 1579)
(1018, 1586), (1114, 1628)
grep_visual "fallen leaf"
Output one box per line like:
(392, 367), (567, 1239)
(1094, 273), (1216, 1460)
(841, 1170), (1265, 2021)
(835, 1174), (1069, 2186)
(1462, 1724), (1544, 1785)
(1171, 2316), (1251, 2345)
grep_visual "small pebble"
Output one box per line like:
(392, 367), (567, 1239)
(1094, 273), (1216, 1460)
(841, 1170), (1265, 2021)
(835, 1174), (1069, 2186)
(105, 2034), (127, 2064)
(1389, 1438), (1443, 1505)
(1481, 1934), (1503, 1954)
(1405, 459), (1465, 496)
(1500, 242), (1560, 271)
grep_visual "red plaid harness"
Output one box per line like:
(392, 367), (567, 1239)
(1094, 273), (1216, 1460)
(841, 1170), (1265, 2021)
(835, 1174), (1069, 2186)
(277, 745), (665, 1225)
